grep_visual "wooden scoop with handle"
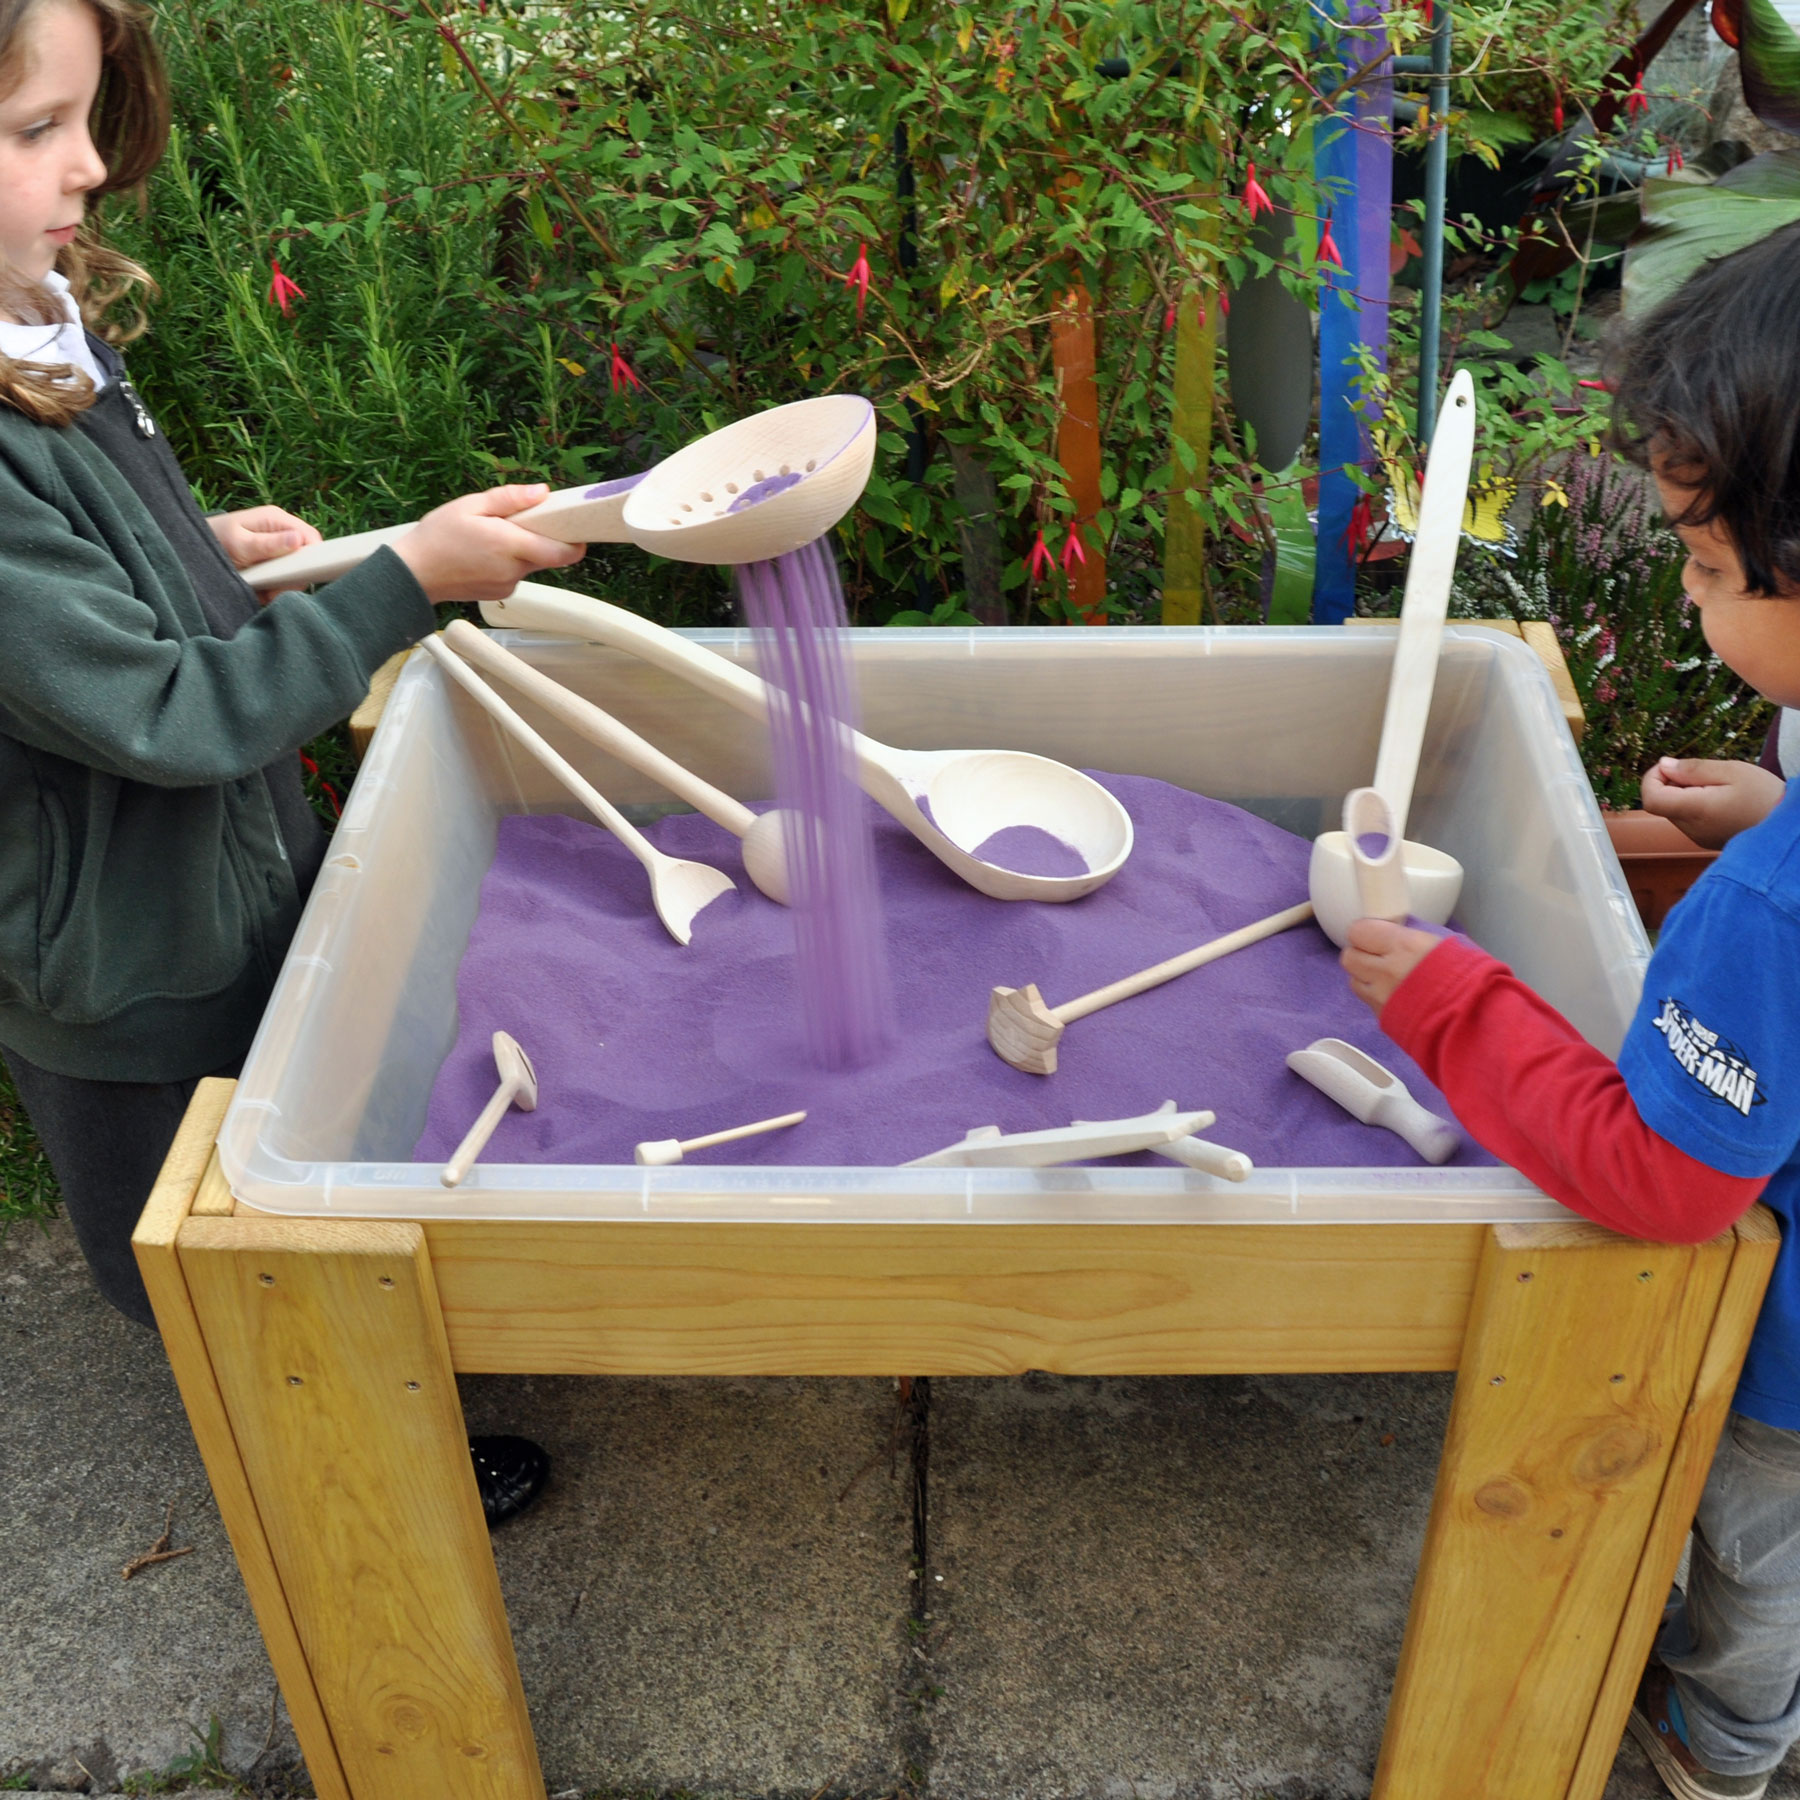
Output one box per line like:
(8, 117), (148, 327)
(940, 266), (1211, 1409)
(1308, 369), (1476, 947)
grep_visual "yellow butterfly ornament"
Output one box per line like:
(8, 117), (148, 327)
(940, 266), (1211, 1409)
(1381, 450), (1519, 557)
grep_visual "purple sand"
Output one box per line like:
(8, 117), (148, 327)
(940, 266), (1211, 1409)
(915, 796), (1089, 878)
(583, 473), (646, 499)
(970, 824), (1089, 878)
(727, 471), (805, 513)
(736, 538), (893, 1069)
(413, 773), (1497, 1171)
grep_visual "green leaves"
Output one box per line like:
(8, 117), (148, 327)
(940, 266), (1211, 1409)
(1739, 0), (1800, 133)
(1623, 153), (1800, 313)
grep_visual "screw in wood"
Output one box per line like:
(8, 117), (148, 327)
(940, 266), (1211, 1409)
(257, 1273), (275, 1287)
(378, 1276), (395, 1289)
(1490, 1375), (1506, 1386)
(287, 1376), (304, 1386)
(1516, 1272), (1533, 1282)
(405, 1381), (421, 1392)
(1639, 1270), (1654, 1281)
(1610, 1373), (1626, 1384)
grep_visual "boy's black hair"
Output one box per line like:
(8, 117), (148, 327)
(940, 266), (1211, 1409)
(1609, 221), (1800, 596)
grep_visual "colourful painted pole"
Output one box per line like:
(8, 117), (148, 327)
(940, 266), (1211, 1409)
(1051, 284), (1108, 623)
(1160, 286), (1218, 626)
(1312, 0), (1393, 624)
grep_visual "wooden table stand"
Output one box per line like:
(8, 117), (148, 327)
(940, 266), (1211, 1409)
(135, 1078), (1777, 1800)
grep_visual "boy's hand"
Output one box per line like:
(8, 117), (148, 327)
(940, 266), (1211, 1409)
(394, 484), (585, 604)
(1640, 755), (1785, 849)
(208, 505), (323, 570)
(1340, 918), (1443, 1017)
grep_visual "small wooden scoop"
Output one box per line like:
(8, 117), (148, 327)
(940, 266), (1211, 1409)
(635, 1109), (807, 1166)
(420, 634), (735, 945)
(905, 1103), (1215, 1169)
(988, 900), (1315, 1075)
(441, 1031), (537, 1188)
(441, 620), (795, 905)
(1286, 1037), (1461, 1164)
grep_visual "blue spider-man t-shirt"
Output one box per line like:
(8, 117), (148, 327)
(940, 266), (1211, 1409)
(1619, 778), (1800, 1429)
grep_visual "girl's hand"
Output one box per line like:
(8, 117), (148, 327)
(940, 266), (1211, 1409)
(1341, 918), (1443, 1017)
(394, 484), (585, 604)
(209, 505), (323, 569)
(1640, 755), (1785, 849)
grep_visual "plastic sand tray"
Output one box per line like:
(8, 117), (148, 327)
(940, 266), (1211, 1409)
(413, 772), (1493, 1171)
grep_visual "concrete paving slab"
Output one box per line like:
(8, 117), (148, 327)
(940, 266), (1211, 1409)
(458, 1371), (917, 1797)
(0, 1217), (302, 1792)
(922, 1370), (1454, 1800)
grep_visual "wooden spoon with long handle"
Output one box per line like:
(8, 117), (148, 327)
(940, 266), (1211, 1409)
(440, 1031), (538, 1188)
(441, 620), (793, 906)
(418, 634), (734, 945)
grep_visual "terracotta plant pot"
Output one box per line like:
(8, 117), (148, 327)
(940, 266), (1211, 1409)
(1604, 810), (1718, 931)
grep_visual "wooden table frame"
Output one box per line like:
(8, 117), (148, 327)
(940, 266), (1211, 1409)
(135, 1078), (1776, 1800)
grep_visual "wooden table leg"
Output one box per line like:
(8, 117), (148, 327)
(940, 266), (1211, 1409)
(1565, 1208), (1780, 1799)
(1373, 1218), (1742, 1799)
(133, 1081), (354, 1800)
(178, 1213), (542, 1800)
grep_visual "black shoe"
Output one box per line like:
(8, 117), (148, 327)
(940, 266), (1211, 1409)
(469, 1434), (550, 1528)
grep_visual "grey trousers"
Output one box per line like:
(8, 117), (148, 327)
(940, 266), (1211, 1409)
(1, 1048), (237, 1330)
(1661, 1410), (1800, 1776)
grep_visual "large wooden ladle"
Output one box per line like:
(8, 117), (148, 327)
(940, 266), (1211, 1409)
(1308, 368), (1476, 948)
(481, 582), (1135, 905)
(243, 395), (879, 589)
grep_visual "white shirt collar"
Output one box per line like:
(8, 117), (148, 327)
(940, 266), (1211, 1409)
(0, 271), (109, 392)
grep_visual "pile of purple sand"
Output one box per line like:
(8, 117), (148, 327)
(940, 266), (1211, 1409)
(412, 772), (1494, 1171)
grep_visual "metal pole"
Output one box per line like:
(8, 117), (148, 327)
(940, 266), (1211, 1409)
(1417, 1), (1451, 442)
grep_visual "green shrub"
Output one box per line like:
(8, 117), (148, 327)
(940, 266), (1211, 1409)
(108, 0), (1635, 626)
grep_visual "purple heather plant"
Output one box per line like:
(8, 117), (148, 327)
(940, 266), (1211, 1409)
(1532, 454), (1773, 810)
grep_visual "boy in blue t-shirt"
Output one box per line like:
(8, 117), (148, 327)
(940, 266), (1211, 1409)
(1344, 220), (1800, 1800)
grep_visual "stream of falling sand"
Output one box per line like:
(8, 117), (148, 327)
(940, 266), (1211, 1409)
(736, 537), (895, 1069)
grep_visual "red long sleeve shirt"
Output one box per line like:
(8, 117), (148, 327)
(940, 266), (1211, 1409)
(1380, 937), (1765, 1243)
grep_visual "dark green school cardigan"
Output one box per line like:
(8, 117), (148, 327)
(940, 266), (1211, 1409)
(0, 402), (435, 1082)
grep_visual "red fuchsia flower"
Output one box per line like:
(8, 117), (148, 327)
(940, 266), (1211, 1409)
(1025, 529), (1053, 582)
(1578, 378), (1610, 391)
(609, 341), (642, 394)
(1626, 71), (1648, 117)
(1317, 213), (1344, 269)
(1061, 526), (1087, 571)
(842, 242), (873, 321)
(1666, 139), (1685, 170)
(266, 258), (305, 318)
(1241, 163), (1273, 222)
(1163, 301), (1177, 332)
(1219, 292), (1230, 317)
(1345, 493), (1373, 559)
(1552, 92), (1564, 133)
